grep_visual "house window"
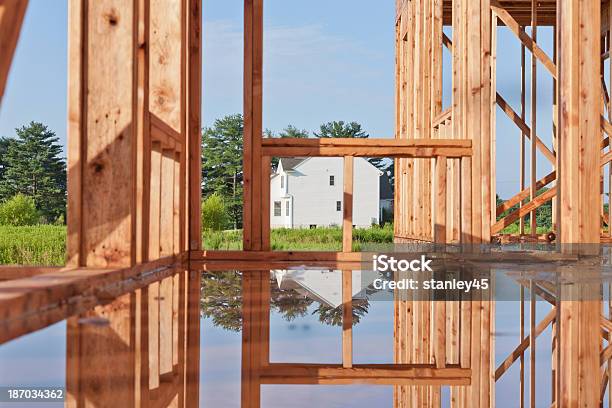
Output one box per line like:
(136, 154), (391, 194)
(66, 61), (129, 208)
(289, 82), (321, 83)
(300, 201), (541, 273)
(285, 201), (289, 216)
(336, 201), (341, 211)
(274, 201), (281, 216)
(281, 175), (284, 189)
(329, 175), (335, 186)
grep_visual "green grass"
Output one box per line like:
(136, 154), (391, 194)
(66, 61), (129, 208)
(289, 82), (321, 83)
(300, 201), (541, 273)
(203, 224), (395, 251)
(0, 225), (66, 266)
(500, 223), (551, 235)
(0, 224), (393, 266)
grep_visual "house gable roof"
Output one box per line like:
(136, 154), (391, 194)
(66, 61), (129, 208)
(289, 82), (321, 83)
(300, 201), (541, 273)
(279, 157), (306, 172)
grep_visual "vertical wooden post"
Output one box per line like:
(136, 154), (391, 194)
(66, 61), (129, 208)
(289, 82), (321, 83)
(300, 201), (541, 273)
(187, 0), (202, 252)
(243, 0), (263, 251)
(66, 0), (141, 403)
(529, 0), (538, 236)
(452, 0), (494, 405)
(434, 156), (447, 243)
(520, 42), (526, 235)
(343, 156), (354, 252)
(342, 270), (353, 368)
(0, 0), (28, 103)
(557, 0), (601, 405)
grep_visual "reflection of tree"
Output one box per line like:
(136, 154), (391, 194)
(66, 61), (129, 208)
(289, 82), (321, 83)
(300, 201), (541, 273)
(313, 298), (370, 327)
(201, 271), (243, 331)
(272, 289), (313, 321)
(200, 271), (370, 332)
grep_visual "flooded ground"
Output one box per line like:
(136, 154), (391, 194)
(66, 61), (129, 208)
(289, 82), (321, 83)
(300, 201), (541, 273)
(0, 267), (604, 407)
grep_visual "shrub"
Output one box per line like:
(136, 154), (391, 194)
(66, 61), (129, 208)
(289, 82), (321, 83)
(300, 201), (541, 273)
(0, 194), (40, 226)
(202, 193), (228, 231)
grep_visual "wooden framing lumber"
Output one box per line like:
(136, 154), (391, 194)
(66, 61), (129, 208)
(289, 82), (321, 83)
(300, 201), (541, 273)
(258, 364), (471, 386)
(0, 0), (28, 102)
(490, 0), (557, 78)
(262, 138), (472, 158)
(496, 93), (556, 164)
(557, 0), (602, 405)
(342, 270), (353, 368)
(496, 170), (556, 217)
(495, 307), (555, 381)
(242, 0), (263, 251)
(0, 254), (184, 345)
(492, 187), (557, 233)
(343, 157), (354, 252)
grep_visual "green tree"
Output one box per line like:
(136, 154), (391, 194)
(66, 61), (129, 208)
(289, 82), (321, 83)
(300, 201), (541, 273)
(202, 115), (244, 229)
(0, 137), (16, 182)
(314, 120), (385, 170)
(314, 121), (368, 139)
(0, 123), (66, 222)
(278, 125), (309, 139)
(267, 125), (310, 168)
(0, 194), (40, 226)
(201, 192), (228, 231)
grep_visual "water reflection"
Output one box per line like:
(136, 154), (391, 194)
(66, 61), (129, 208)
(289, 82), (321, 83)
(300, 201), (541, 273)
(1, 266), (603, 407)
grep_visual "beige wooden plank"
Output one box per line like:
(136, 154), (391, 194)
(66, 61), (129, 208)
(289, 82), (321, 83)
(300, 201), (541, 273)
(0, 0), (28, 101)
(342, 270), (353, 368)
(343, 157), (354, 252)
(262, 146), (472, 158)
(557, 0), (602, 405)
(490, 0), (556, 77)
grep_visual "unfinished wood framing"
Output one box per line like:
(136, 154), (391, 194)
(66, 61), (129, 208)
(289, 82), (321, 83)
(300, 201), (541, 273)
(0, 0), (609, 407)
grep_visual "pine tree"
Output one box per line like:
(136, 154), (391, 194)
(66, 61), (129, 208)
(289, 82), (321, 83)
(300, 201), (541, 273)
(314, 121), (368, 139)
(314, 120), (386, 170)
(201, 114), (244, 229)
(0, 122), (66, 222)
(0, 137), (16, 182)
(278, 125), (309, 139)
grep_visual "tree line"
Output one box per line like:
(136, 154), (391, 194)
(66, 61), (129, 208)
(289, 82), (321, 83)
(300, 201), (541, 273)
(0, 118), (556, 231)
(0, 122), (66, 225)
(202, 114), (393, 230)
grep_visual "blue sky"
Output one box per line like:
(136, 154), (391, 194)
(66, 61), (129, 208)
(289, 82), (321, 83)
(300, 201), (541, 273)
(0, 0), (564, 199)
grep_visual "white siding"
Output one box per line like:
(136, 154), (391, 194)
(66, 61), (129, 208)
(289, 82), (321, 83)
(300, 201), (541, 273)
(270, 157), (380, 229)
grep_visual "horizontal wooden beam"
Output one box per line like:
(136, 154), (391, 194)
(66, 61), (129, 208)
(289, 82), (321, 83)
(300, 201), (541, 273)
(0, 266), (63, 281)
(258, 364), (471, 386)
(0, 254), (186, 345)
(261, 138), (471, 157)
(262, 138), (470, 148)
(490, 0), (557, 78)
(195, 249), (583, 265)
(196, 250), (364, 263)
(262, 146), (471, 158)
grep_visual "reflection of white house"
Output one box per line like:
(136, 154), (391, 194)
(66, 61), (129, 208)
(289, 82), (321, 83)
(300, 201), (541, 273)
(273, 269), (366, 308)
(270, 157), (384, 228)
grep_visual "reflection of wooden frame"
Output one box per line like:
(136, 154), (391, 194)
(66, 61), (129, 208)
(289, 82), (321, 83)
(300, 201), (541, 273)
(240, 270), (471, 408)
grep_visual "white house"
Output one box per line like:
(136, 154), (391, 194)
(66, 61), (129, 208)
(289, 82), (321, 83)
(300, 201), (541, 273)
(270, 157), (382, 228)
(273, 269), (367, 308)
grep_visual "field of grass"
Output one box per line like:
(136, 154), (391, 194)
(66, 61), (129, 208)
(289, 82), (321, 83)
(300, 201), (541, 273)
(203, 224), (395, 251)
(500, 223), (551, 235)
(0, 224), (395, 265)
(0, 225), (66, 266)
